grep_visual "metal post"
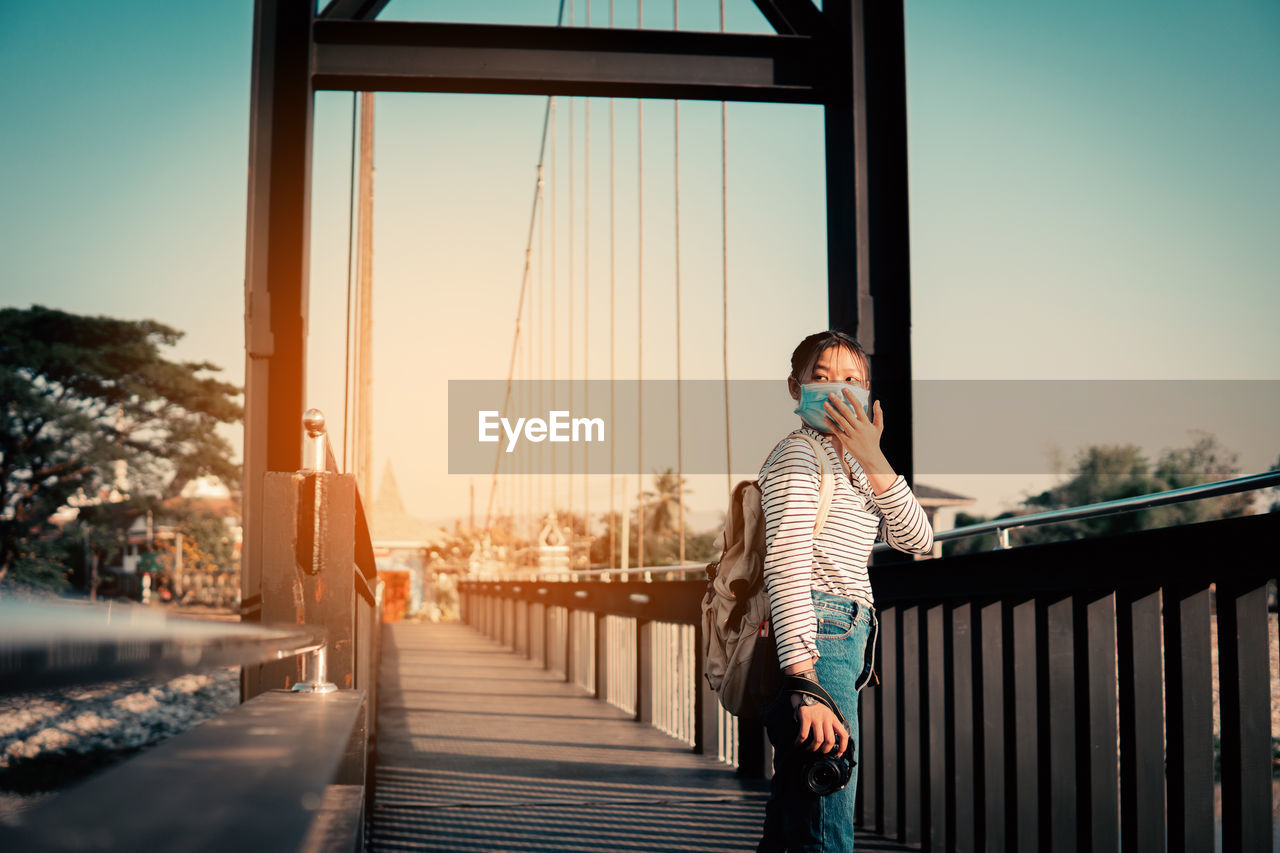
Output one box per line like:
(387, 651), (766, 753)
(694, 621), (719, 755)
(901, 605), (925, 845)
(564, 608), (575, 684)
(242, 0), (315, 700)
(354, 92), (375, 503)
(636, 618), (654, 723)
(1011, 598), (1039, 852)
(823, 0), (914, 488)
(1217, 577), (1272, 852)
(292, 644), (338, 694)
(1117, 588), (1166, 853)
(594, 612), (609, 700)
(303, 408), (328, 471)
(257, 411), (357, 694)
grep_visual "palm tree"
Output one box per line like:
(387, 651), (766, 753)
(641, 468), (689, 537)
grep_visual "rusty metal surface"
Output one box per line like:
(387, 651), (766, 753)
(256, 471), (357, 695)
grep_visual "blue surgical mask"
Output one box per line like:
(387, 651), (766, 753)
(793, 382), (870, 433)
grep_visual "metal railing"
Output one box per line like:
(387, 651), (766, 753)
(0, 409), (386, 852)
(907, 468), (1280, 551)
(860, 510), (1277, 852)
(482, 563), (708, 583)
(0, 599), (330, 695)
(0, 601), (374, 851)
(482, 470), (1280, 571)
(460, 470), (1279, 852)
(461, 573), (747, 768)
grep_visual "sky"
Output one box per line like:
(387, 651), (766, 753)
(2, 0), (1277, 534)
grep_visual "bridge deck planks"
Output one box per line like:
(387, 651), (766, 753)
(368, 622), (914, 852)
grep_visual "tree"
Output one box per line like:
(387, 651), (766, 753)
(156, 500), (240, 577)
(641, 468), (689, 537)
(0, 306), (242, 580)
(584, 471), (717, 569)
(1022, 433), (1252, 541)
(944, 433), (1254, 556)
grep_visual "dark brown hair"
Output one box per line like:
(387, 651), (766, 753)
(789, 330), (870, 386)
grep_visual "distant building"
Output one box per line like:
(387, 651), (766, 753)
(370, 461), (451, 619)
(913, 482), (977, 559)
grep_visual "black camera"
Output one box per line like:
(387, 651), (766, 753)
(800, 745), (855, 796)
(781, 675), (856, 797)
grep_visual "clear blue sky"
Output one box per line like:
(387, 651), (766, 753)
(2, 1), (1277, 526)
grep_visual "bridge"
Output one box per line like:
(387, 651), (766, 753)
(2, 0), (1278, 850)
(2, 423), (1276, 850)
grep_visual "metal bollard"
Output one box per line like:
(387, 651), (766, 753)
(291, 643), (338, 694)
(302, 408), (328, 472)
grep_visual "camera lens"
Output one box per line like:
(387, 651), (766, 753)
(802, 751), (854, 796)
(805, 756), (844, 796)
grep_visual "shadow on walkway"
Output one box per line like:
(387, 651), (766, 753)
(368, 621), (913, 852)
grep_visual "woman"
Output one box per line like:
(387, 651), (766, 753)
(755, 330), (934, 853)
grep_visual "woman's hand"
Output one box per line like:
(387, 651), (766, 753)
(823, 389), (897, 494)
(791, 698), (849, 756)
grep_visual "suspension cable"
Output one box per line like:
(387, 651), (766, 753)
(483, 0), (567, 533)
(720, 0), (732, 498)
(608, 0), (617, 570)
(635, 0), (645, 571)
(550, 96), (558, 515)
(521, 209), (529, 544)
(673, 0), (685, 565)
(342, 92), (358, 474)
(583, 1), (591, 555)
(483, 101), (550, 531)
(568, 82), (575, 526)
(537, 151), (545, 540)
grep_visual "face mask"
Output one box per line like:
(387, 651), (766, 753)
(793, 382), (870, 434)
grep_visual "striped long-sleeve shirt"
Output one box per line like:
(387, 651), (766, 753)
(758, 424), (934, 670)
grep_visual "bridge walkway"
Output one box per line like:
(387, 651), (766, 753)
(367, 622), (911, 852)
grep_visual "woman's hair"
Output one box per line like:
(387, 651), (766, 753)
(789, 330), (870, 386)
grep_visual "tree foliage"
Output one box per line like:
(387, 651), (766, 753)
(154, 501), (240, 579)
(641, 469), (690, 538)
(588, 469), (719, 568)
(0, 306), (242, 578)
(943, 433), (1257, 556)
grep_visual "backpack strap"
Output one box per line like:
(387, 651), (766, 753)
(795, 433), (835, 536)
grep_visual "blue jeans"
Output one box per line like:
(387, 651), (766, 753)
(756, 591), (877, 853)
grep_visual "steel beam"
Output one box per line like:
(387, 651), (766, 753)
(319, 0), (390, 20)
(242, 0), (314, 699)
(824, 0), (914, 492)
(311, 20), (820, 103)
(751, 0), (822, 36)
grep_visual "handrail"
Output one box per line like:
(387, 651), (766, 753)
(486, 563), (706, 582)
(477, 468), (1280, 578)
(874, 467), (1280, 552)
(354, 562), (378, 606)
(0, 599), (330, 695)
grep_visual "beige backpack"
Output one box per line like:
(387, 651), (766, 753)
(700, 433), (834, 717)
